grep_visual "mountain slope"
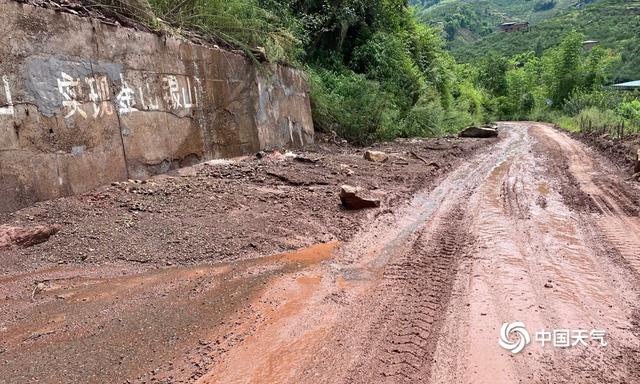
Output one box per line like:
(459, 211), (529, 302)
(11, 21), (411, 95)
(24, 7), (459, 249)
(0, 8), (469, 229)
(411, 0), (592, 51)
(413, 0), (640, 82)
(413, 0), (588, 25)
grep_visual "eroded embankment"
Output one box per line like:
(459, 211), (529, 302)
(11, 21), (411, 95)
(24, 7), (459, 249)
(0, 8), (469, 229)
(0, 0), (312, 213)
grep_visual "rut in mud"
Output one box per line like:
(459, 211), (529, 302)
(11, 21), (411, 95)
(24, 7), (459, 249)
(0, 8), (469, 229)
(2, 122), (640, 384)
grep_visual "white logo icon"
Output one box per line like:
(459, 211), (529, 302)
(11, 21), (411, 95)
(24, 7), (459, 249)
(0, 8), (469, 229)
(498, 322), (531, 354)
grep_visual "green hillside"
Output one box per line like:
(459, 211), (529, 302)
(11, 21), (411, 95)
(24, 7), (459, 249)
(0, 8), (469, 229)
(413, 0), (639, 82)
(413, 0), (587, 25)
(94, 0), (640, 141)
(411, 0), (591, 53)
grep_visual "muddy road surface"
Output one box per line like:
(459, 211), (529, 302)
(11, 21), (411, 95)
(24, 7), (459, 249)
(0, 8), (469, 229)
(2, 122), (640, 383)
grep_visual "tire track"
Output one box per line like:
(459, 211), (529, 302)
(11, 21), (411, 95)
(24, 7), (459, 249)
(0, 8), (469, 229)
(346, 206), (471, 383)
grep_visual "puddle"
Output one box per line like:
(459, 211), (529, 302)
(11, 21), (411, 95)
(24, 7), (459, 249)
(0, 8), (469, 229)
(265, 241), (338, 266)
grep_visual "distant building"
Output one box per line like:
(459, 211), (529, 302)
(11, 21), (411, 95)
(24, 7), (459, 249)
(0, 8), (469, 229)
(611, 81), (640, 91)
(499, 22), (530, 33)
(582, 40), (599, 50)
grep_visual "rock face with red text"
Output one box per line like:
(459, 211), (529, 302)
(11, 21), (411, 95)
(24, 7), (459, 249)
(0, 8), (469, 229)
(0, 0), (313, 214)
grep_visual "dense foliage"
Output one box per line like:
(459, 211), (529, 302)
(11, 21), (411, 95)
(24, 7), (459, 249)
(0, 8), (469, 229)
(417, 0), (640, 82)
(475, 32), (639, 135)
(96, 0), (638, 143)
(412, 0), (582, 37)
(97, 0), (485, 144)
(254, 0), (489, 143)
(412, 0), (640, 136)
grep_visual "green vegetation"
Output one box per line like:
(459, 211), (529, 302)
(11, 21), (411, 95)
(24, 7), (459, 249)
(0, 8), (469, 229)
(127, 0), (487, 144)
(415, 0), (640, 82)
(92, 0), (639, 144)
(411, 0), (583, 46)
(410, 0), (640, 137)
(413, 2), (499, 43)
(475, 31), (640, 136)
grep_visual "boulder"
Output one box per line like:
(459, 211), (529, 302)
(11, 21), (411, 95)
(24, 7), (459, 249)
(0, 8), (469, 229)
(0, 224), (61, 249)
(459, 126), (499, 138)
(339, 185), (380, 210)
(364, 150), (389, 163)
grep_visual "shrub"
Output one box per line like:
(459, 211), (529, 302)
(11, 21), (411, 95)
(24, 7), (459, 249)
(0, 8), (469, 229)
(147, 0), (300, 62)
(563, 89), (625, 116)
(575, 107), (622, 134)
(534, 0), (557, 12)
(393, 96), (445, 138)
(309, 68), (398, 145)
(619, 100), (640, 123)
(351, 32), (425, 113)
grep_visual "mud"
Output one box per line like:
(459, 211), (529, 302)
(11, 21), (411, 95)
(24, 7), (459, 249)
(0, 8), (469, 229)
(2, 123), (640, 383)
(203, 123), (640, 384)
(573, 131), (640, 175)
(0, 136), (492, 383)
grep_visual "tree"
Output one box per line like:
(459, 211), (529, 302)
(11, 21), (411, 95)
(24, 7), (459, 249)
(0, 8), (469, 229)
(543, 31), (584, 106)
(542, 31), (618, 107)
(478, 52), (509, 97)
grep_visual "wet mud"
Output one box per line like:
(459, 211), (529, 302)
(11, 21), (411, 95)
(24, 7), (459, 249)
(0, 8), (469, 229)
(3, 123), (640, 383)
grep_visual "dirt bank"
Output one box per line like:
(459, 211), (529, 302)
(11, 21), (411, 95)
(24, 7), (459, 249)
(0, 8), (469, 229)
(571, 131), (640, 175)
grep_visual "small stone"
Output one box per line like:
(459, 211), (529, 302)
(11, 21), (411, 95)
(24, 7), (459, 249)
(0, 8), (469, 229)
(364, 150), (389, 163)
(339, 185), (380, 210)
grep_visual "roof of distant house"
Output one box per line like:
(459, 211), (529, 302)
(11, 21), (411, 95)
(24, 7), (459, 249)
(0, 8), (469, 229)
(582, 40), (599, 44)
(611, 80), (640, 89)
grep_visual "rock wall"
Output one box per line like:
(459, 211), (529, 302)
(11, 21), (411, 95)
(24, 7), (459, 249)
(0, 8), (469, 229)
(0, 0), (314, 213)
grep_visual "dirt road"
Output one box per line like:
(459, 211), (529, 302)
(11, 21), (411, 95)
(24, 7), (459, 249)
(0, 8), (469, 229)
(2, 122), (640, 383)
